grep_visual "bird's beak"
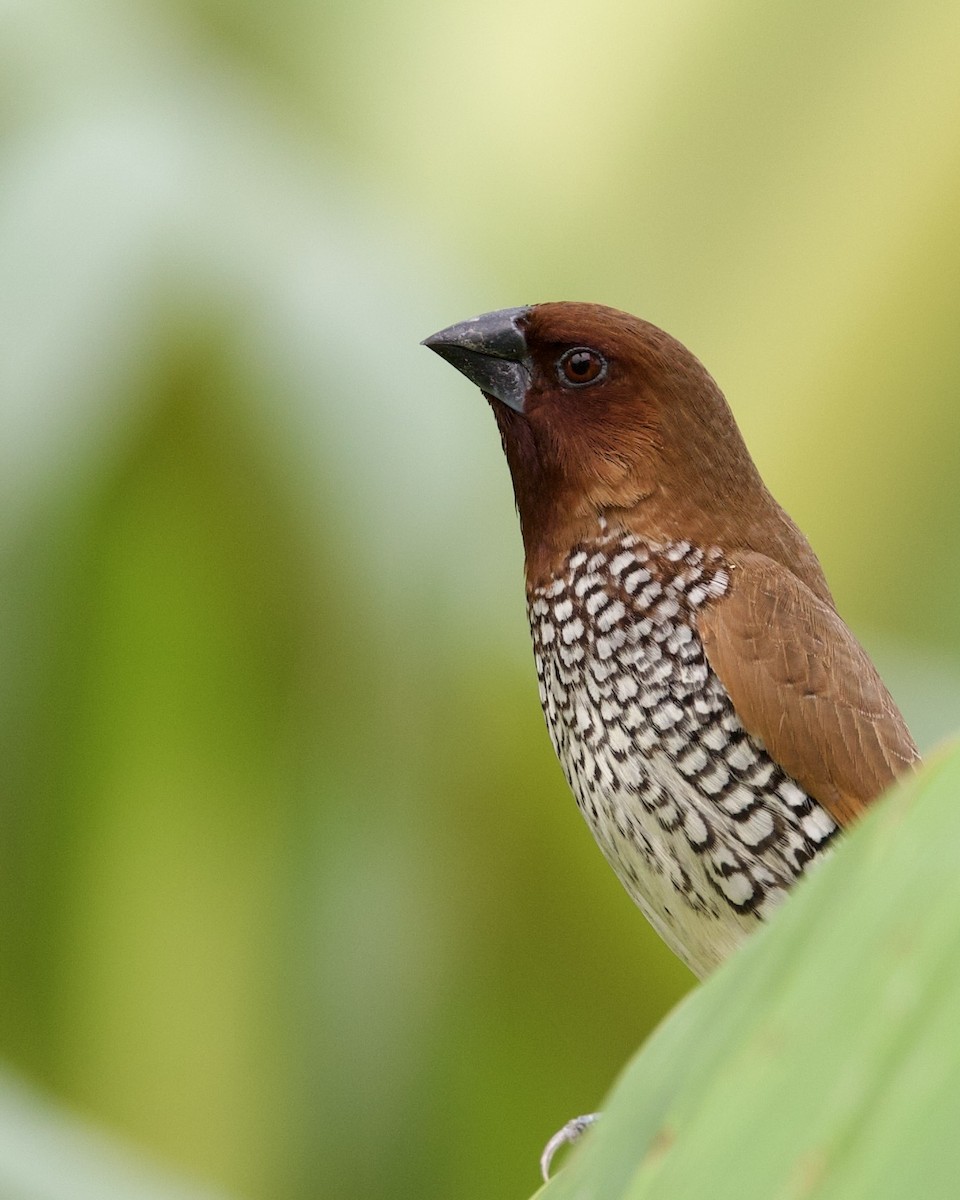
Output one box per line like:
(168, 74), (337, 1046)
(422, 306), (532, 414)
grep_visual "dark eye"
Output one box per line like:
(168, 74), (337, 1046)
(557, 347), (607, 388)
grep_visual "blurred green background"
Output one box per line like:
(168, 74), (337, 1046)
(1, 1), (959, 1198)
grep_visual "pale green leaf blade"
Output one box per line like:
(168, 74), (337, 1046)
(540, 742), (960, 1200)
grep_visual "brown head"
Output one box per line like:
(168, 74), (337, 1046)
(424, 302), (831, 600)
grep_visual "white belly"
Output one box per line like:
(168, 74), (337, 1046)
(528, 532), (837, 978)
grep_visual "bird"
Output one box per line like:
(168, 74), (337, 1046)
(422, 302), (920, 981)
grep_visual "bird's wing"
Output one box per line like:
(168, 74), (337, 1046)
(697, 552), (920, 826)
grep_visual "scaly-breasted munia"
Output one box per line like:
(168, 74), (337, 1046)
(424, 302), (920, 980)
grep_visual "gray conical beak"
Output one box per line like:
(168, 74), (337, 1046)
(422, 306), (532, 413)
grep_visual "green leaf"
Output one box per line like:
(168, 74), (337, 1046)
(539, 741), (960, 1200)
(0, 1068), (238, 1200)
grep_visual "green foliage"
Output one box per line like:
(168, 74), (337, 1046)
(540, 744), (960, 1200)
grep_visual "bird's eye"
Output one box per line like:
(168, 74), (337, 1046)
(557, 347), (607, 388)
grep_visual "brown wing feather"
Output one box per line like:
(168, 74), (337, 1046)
(697, 552), (920, 826)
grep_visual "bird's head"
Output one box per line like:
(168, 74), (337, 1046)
(424, 302), (821, 591)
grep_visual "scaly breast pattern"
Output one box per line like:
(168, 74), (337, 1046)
(527, 525), (837, 977)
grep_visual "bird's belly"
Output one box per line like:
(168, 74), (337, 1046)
(543, 672), (835, 977)
(528, 535), (838, 978)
